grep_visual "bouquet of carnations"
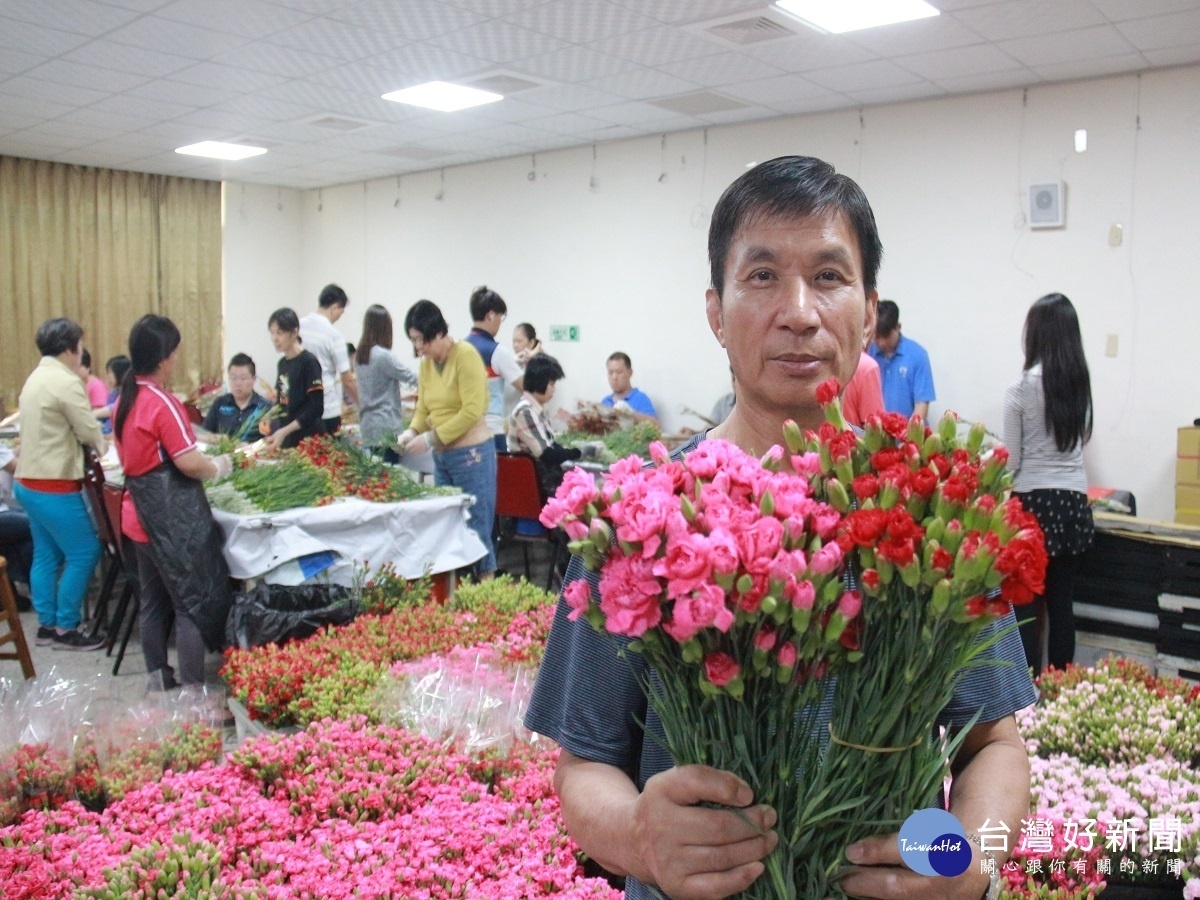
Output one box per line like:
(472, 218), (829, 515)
(540, 378), (1047, 898)
(788, 381), (1046, 896)
(540, 438), (865, 897)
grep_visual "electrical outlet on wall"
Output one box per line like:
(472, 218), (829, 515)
(1105, 334), (1119, 357)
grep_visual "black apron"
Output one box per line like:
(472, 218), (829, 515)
(123, 460), (233, 651)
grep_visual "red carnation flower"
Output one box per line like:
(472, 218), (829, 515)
(816, 378), (841, 405)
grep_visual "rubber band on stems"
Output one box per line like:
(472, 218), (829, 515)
(828, 724), (924, 753)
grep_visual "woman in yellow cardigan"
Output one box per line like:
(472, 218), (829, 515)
(398, 300), (496, 577)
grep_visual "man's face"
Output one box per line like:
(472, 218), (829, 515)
(874, 328), (901, 356)
(607, 360), (632, 395)
(228, 365), (255, 402)
(705, 209), (877, 431)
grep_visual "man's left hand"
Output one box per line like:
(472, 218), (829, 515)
(838, 833), (990, 900)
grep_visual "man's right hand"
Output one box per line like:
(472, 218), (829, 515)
(631, 765), (778, 899)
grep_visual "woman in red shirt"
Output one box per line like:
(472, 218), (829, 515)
(113, 315), (234, 689)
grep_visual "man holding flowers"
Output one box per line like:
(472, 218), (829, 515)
(526, 156), (1037, 900)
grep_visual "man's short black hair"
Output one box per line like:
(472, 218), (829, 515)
(469, 285), (507, 322)
(35, 318), (84, 357)
(404, 299), (448, 343)
(318, 283), (349, 309)
(607, 351), (632, 370)
(228, 352), (256, 377)
(524, 354), (565, 395)
(875, 300), (900, 336)
(708, 156), (883, 298)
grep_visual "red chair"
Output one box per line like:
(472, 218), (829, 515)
(495, 452), (562, 590)
(100, 483), (140, 676)
(82, 448), (122, 633)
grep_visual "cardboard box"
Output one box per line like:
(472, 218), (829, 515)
(1177, 485), (1200, 514)
(1179, 427), (1200, 457)
(1179, 455), (1200, 487)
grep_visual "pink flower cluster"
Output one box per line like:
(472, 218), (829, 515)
(543, 438), (859, 693)
(0, 719), (619, 899)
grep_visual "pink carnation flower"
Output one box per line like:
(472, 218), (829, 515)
(563, 579), (592, 622)
(664, 583), (734, 642)
(598, 554), (663, 637)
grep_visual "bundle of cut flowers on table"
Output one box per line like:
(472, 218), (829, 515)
(540, 377), (1047, 898)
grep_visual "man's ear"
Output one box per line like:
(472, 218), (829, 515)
(863, 290), (879, 348)
(706, 288), (725, 347)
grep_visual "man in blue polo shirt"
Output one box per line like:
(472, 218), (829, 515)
(601, 352), (658, 424)
(869, 299), (936, 422)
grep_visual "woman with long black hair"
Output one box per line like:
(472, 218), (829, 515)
(113, 315), (234, 689)
(355, 304), (417, 461)
(1003, 293), (1094, 677)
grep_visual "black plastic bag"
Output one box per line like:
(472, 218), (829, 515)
(225, 582), (358, 649)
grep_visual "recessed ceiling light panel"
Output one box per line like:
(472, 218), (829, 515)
(774, 0), (939, 34)
(381, 81), (503, 112)
(175, 141), (267, 160)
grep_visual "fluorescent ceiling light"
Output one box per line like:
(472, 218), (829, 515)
(175, 141), (267, 160)
(381, 80), (503, 112)
(774, 0), (939, 34)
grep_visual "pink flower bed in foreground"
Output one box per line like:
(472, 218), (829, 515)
(0, 718), (618, 899)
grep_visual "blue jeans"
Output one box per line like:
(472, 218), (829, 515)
(434, 439), (497, 576)
(12, 484), (101, 631)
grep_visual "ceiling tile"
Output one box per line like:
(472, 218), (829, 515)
(998, 25), (1138, 66)
(1089, 0), (1200, 21)
(207, 93), (327, 122)
(0, 19), (93, 56)
(0, 94), (79, 119)
(104, 15), (253, 59)
(721, 72), (840, 106)
(1116, 9), (1200, 52)
(608, 0), (766, 26)
(587, 25), (723, 66)
(1142, 44), (1200, 66)
(804, 59), (926, 93)
(844, 81), (948, 106)
(0, 114), (44, 134)
(743, 33), (879, 73)
(585, 99), (700, 127)
(842, 13), (988, 54)
(90, 93), (197, 120)
(0, 48), (43, 76)
(2, 130), (94, 152)
(426, 19), (570, 63)
(329, 0), (487, 42)
(511, 0), (658, 43)
(61, 41), (196, 77)
(524, 110), (611, 135)
(0, 0), (142, 37)
(895, 43), (1024, 79)
(265, 17), (406, 60)
(52, 107), (162, 132)
(1031, 52), (1152, 82)
(658, 50), (786, 87)
(155, 0), (313, 38)
(584, 68), (702, 101)
(764, 91), (854, 116)
(209, 42), (343, 78)
(125, 77), (241, 107)
(167, 61), (289, 92)
(694, 104), (777, 125)
(26, 59), (151, 93)
(357, 43), (494, 83)
(1, 76), (113, 108)
(951, 0), (1108, 42)
(510, 45), (633, 82)
(933, 68), (1043, 93)
(518, 82), (626, 111)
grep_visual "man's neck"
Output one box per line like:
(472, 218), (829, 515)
(232, 393), (254, 409)
(472, 322), (497, 338)
(611, 387), (632, 401)
(315, 308), (333, 322)
(711, 404), (822, 464)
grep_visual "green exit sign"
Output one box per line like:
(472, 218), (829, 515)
(549, 325), (580, 342)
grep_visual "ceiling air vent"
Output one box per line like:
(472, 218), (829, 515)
(705, 15), (796, 45)
(466, 72), (543, 94)
(301, 115), (373, 131)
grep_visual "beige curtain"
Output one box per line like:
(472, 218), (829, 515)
(0, 156), (222, 413)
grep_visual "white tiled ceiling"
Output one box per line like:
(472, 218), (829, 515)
(1, 0), (1197, 189)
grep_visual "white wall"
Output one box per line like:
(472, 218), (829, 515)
(221, 181), (305, 394)
(223, 65), (1200, 521)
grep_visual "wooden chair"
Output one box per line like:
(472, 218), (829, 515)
(494, 452), (562, 591)
(0, 558), (35, 679)
(99, 483), (140, 676)
(82, 448), (123, 635)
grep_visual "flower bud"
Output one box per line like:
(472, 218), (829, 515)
(967, 420), (987, 455)
(921, 433), (943, 461)
(907, 414), (926, 445)
(680, 494), (697, 523)
(826, 478), (851, 514)
(930, 579), (952, 616)
(782, 420), (805, 455)
(938, 411), (959, 446)
(760, 490), (776, 517)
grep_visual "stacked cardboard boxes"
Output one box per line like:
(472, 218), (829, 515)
(1176, 427), (1200, 525)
